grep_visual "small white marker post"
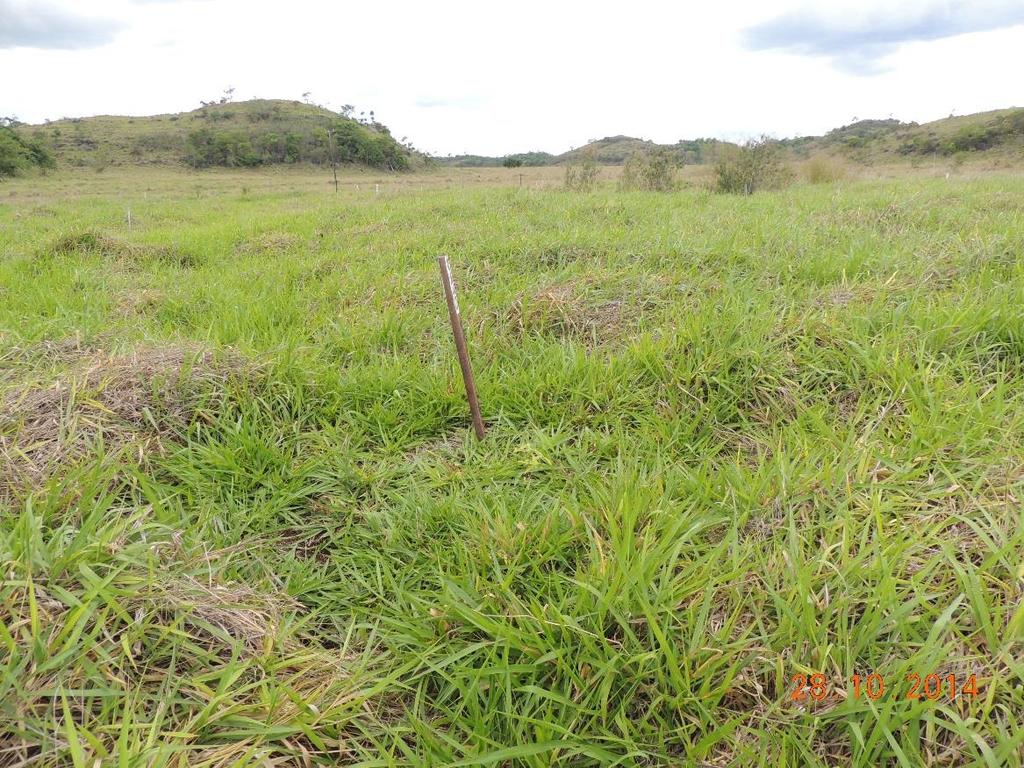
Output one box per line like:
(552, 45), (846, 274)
(126, 209), (132, 230)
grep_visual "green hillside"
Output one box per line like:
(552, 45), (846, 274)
(788, 108), (1024, 160)
(12, 102), (1024, 174)
(439, 137), (733, 168)
(560, 136), (731, 165)
(14, 99), (415, 171)
(439, 108), (1024, 168)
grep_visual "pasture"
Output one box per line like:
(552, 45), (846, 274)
(2, 167), (1023, 766)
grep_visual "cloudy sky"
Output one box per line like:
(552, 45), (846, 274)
(1, 0), (1022, 155)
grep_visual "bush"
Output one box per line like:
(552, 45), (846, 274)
(0, 126), (55, 178)
(943, 125), (998, 154)
(620, 148), (677, 192)
(564, 153), (599, 192)
(804, 155), (847, 184)
(898, 135), (940, 155)
(714, 137), (793, 194)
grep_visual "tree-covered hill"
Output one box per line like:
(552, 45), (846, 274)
(13, 99), (416, 172)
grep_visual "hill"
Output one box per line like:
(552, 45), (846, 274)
(560, 136), (733, 165)
(441, 151), (556, 168)
(779, 108), (1024, 162)
(13, 99), (415, 172)
(11, 103), (1024, 174)
(437, 108), (1024, 168)
(438, 136), (734, 168)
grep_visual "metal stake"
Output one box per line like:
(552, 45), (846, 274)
(438, 255), (486, 440)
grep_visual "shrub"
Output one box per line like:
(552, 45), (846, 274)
(804, 155), (847, 184)
(0, 126), (55, 178)
(943, 125), (998, 154)
(620, 148), (677, 192)
(714, 137), (793, 194)
(898, 135), (940, 155)
(564, 153), (599, 192)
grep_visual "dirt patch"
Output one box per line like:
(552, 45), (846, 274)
(1, 343), (245, 498)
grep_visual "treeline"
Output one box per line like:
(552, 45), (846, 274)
(671, 139), (726, 165)
(441, 139), (727, 168)
(501, 152), (557, 167)
(0, 122), (55, 178)
(441, 152), (555, 168)
(184, 120), (409, 170)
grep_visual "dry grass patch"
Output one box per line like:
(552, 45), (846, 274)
(803, 155), (850, 185)
(114, 287), (165, 317)
(0, 342), (245, 497)
(234, 231), (302, 256)
(505, 282), (640, 344)
(43, 229), (197, 268)
(147, 574), (301, 655)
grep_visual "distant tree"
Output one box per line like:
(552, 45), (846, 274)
(340, 105), (355, 119)
(503, 156), (523, 168)
(220, 86), (235, 104)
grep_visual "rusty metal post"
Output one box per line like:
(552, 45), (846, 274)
(438, 255), (486, 440)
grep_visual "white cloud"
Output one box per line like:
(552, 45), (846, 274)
(745, 0), (1024, 74)
(0, 0), (121, 50)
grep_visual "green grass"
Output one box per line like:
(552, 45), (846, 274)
(2, 170), (1023, 766)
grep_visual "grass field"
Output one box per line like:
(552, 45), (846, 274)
(2, 167), (1023, 766)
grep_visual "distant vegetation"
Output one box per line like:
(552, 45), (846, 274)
(10, 102), (1024, 175)
(184, 118), (408, 170)
(803, 155), (848, 185)
(438, 108), (1024, 170)
(445, 151), (555, 168)
(563, 152), (599, 191)
(714, 137), (793, 195)
(620, 148), (679, 191)
(816, 109), (1024, 159)
(442, 136), (728, 168)
(897, 109), (1024, 156)
(14, 99), (414, 172)
(0, 120), (55, 178)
